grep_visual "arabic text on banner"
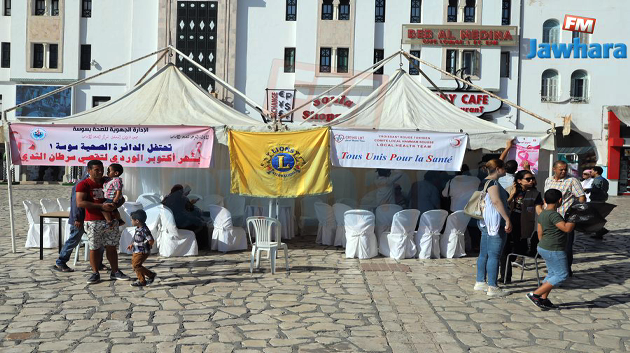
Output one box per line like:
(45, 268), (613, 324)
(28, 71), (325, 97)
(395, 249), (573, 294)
(228, 128), (332, 197)
(331, 129), (467, 171)
(10, 124), (214, 168)
(507, 137), (540, 174)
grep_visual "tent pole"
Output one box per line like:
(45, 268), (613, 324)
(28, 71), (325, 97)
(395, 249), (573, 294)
(169, 45), (272, 118)
(404, 53), (454, 105)
(404, 51), (553, 126)
(3, 47), (170, 115)
(283, 50), (402, 121)
(3, 114), (16, 254)
(135, 50), (169, 86)
(300, 53), (398, 125)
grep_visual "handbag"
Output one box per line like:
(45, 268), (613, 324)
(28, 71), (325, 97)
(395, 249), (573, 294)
(464, 180), (492, 220)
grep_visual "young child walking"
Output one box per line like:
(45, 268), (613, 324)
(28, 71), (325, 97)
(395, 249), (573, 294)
(526, 189), (575, 310)
(103, 163), (125, 227)
(127, 210), (156, 287)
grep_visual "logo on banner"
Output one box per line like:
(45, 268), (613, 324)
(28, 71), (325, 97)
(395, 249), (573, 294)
(30, 128), (46, 140)
(334, 134), (345, 143)
(450, 137), (463, 147)
(262, 146), (305, 177)
(563, 15), (596, 34)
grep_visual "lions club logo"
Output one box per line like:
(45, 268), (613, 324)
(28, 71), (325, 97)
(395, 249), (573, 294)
(262, 146), (306, 178)
(30, 128), (46, 140)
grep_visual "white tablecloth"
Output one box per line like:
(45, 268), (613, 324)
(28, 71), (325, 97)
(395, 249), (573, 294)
(245, 205), (296, 240)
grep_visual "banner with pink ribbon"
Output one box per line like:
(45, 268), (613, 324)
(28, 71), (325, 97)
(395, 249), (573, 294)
(508, 137), (540, 174)
(9, 124), (213, 168)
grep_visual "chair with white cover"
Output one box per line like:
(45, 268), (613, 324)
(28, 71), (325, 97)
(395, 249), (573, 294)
(416, 210), (449, 259)
(157, 205), (198, 257)
(136, 193), (162, 208)
(375, 204), (403, 257)
(277, 198), (297, 240)
(40, 198), (61, 223)
(332, 203), (352, 247)
(208, 205), (247, 252)
(299, 195), (327, 235)
(336, 198), (358, 209)
(225, 194), (246, 227)
(440, 211), (470, 258)
(247, 217), (289, 274)
(23, 201), (58, 248)
(314, 202), (336, 245)
(57, 198), (71, 212)
(344, 210), (378, 259)
(203, 194), (224, 207)
(387, 209), (421, 260)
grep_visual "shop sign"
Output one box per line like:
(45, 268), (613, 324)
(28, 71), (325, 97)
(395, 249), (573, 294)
(435, 91), (502, 116)
(402, 25), (518, 47)
(527, 38), (627, 59)
(266, 89), (296, 122)
(302, 95), (356, 122)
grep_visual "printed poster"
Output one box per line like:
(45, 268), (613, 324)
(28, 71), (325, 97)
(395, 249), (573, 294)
(507, 137), (541, 174)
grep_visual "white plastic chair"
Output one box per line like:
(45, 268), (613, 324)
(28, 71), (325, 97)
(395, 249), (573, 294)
(299, 195), (327, 235)
(314, 202), (336, 246)
(332, 203), (352, 247)
(336, 198), (358, 209)
(375, 204), (403, 257)
(344, 210), (378, 259)
(23, 201), (58, 248)
(440, 211), (470, 258)
(208, 205), (247, 253)
(73, 234), (90, 266)
(225, 194), (246, 227)
(57, 198), (71, 212)
(247, 217), (289, 274)
(387, 209), (421, 260)
(157, 205), (198, 257)
(416, 210), (449, 259)
(136, 193), (162, 208)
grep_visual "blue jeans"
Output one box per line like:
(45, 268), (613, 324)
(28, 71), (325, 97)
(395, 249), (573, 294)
(476, 223), (507, 287)
(537, 246), (569, 286)
(56, 224), (84, 267)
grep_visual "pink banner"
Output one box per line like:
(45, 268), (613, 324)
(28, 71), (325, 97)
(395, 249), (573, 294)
(10, 124), (213, 168)
(507, 137), (540, 174)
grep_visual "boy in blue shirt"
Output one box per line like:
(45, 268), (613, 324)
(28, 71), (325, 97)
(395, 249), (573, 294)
(126, 210), (156, 287)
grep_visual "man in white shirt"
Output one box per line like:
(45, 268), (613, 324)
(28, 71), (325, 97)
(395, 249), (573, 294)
(442, 164), (481, 212)
(374, 169), (403, 206)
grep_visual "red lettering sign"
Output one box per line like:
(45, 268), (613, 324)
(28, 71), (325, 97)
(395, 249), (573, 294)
(563, 15), (596, 34)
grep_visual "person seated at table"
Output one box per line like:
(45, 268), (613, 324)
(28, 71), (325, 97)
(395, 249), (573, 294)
(162, 184), (209, 249)
(394, 184), (408, 209)
(375, 169), (403, 206)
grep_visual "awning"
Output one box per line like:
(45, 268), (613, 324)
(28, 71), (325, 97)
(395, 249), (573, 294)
(557, 146), (595, 155)
(609, 106), (630, 126)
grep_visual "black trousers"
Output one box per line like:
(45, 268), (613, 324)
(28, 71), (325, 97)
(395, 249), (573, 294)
(565, 230), (575, 274)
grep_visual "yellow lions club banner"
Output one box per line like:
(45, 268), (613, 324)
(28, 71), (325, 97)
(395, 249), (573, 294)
(229, 128), (332, 197)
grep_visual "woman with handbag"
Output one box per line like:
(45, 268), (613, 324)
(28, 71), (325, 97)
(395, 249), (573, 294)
(473, 159), (512, 297)
(500, 170), (543, 283)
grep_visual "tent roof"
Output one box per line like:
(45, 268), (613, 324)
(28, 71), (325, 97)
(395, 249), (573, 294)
(328, 69), (554, 150)
(36, 64), (266, 128)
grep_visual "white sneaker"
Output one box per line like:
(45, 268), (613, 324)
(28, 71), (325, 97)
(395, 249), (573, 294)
(473, 282), (488, 291)
(487, 286), (508, 297)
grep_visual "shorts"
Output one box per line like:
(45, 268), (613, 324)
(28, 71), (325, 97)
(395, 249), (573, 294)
(104, 198), (125, 207)
(537, 246), (569, 287)
(85, 220), (122, 250)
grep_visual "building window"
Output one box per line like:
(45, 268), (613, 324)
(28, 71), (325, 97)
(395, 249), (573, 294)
(410, 0), (421, 23)
(572, 31), (590, 44)
(92, 96), (111, 107)
(82, 0), (91, 18)
(570, 70), (588, 102)
(374, 49), (384, 75)
(500, 52), (509, 78)
(336, 48), (349, 73)
(33, 44), (44, 68)
(447, 0), (457, 22)
(541, 69), (559, 102)
(284, 47), (295, 73)
(445, 49), (457, 74)
(542, 19), (560, 44)
(321, 0), (333, 20)
(462, 50), (480, 76)
(286, 0), (296, 21)
(80, 44), (91, 70)
(464, 0), (475, 22)
(339, 0), (350, 20)
(320, 47), (331, 73)
(1, 42), (9, 68)
(4, 0), (10, 16)
(409, 50), (420, 75)
(51, 0), (59, 15)
(375, 0), (385, 23)
(49, 44), (58, 69)
(501, 0), (510, 25)
(35, 0), (46, 16)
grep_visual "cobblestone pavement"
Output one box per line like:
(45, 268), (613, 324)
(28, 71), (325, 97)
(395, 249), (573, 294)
(1, 184), (629, 352)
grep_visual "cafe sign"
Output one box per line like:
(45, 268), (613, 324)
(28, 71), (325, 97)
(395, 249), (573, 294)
(403, 25), (518, 47)
(434, 91), (502, 116)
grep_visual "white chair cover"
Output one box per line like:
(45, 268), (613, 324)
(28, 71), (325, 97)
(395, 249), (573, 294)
(416, 210), (449, 259)
(23, 201), (58, 248)
(375, 204), (403, 256)
(40, 198), (61, 225)
(158, 205), (198, 257)
(57, 198), (71, 212)
(314, 202), (336, 245)
(208, 205), (247, 252)
(332, 203), (352, 247)
(278, 198), (297, 240)
(387, 209), (421, 260)
(299, 195), (327, 235)
(201, 194), (225, 208)
(225, 194), (246, 227)
(136, 193), (162, 208)
(336, 198), (358, 209)
(440, 211), (470, 258)
(344, 210), (378, 259)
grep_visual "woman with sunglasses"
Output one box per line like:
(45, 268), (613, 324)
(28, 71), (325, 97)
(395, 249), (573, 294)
(500, 170), (543, 284)
(581, 169), (593, 202)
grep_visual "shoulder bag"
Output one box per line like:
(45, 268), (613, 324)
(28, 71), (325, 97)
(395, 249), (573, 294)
(464, 180), (492, 220)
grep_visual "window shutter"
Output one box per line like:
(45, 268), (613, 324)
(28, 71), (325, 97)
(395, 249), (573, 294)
(473, 50), (481, 77)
